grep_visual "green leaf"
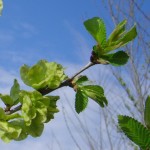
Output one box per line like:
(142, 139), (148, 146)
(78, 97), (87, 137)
(74, 76), (88, 85)
(9, 120), (27, 141)
(105, 25), (137, 52)
(45, 96), (59, 123)
(73, 76), (92, 87)
(20, 60), (67, 90)
(0, 108), (6, 120)
(75, 89), (88, 113)
(46, 98), (59, 119)
(0, 94), (14, 106)
(21, 95), (36, 126)
(144, 96), (150, 129)
(84, 17), (106, 50)
(19, 91), (59, 125)
(101, 51), (129, 66)
(107, 20), (127, 45)
(10, 79), (20, 105)
(0, 79), (20, 106)
(26, 120), (44, 137)
(82, 85), (108, 107)
(0, 121), (22, 143)
(0, 108), (21, 121)
(118, 115), (150, 150)
(0, 0), (3, 15)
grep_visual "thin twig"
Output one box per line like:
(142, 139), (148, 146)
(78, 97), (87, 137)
(5, 105), (22, 115)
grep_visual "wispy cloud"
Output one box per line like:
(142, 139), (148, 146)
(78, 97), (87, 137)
(12, 21), (38, 38)
(64, 20), (92, 63)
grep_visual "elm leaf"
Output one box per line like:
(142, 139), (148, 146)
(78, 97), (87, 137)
(107, 20), (127, 45)
(144, 96), (150, 129)
(82, 85), (108, 107)
(101, 51), (129, 66)
(0, 95), (14, 106)
(105, 25), (137, 52)
(118, 115), (150, 150)
(26, 120), (44, 137)
(75, 89), (88, 113)
(84, 17), (106, 50)
(0, 121), (22, 143)
(20, 60), (67, 90)
(10, 79), (20, 104)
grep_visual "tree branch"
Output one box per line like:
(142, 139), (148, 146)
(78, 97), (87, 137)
(5, 105), (22, 115)
(38, 62), (95, 95)
(6, 62), (96, 114)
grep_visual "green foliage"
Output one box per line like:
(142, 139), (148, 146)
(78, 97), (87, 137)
(75, 89), (88, 113)
(0, 79), (20, 106)
(20, 60), (67, 90)
(19, 90), (59, 126)
(74, 76), (108, 113)
(0, 80), (59, 142)
(0, 121), (23, 143)
(0, 0), (3, 15)
(82, 85), (107, 107)
(118, 115), (150, 150)
(144, 96), (150, 129)
(100, 51), (129, 66)
(10, 79), (20, 104)
(0, 9), (137, 143)
(107, 20), (127, 45)
(84, 17), (106, 51)
(84, 17), (137, 66)
(105, 25), (137, 52)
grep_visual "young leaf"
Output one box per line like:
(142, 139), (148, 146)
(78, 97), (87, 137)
(0, 108), (6, 120)
(144, 96), (150, 129)
(19, 90), (59, 126)
(10, 79), (20, 104)
(45, 96), (59, 123)
(26, 120), (44, 137)
(9, 120), (28, 141)
(73, 75), (92, 87)
(0, 121), (22, 143)
(0, 0), (3, 15)
(75, 89), (88, 114)
(84, 17), (106, 50)
(105, 25), (137, 52)
(0, 108), (21, 121)
(74, 76), (89, 85)
(20, 60), (67, 90)
(82, 85), (108, 107)
(107, 20), (127, 45)
(21, 95), (36, 126)
(0, 94), (14, 106)
(101, 51), (129, 66)
(118, 115), (150, 150)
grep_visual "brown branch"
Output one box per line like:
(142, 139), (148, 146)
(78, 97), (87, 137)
(38, 62), (95, 95)
(5, 105), (22, 115)
(6, 62), (96, 114)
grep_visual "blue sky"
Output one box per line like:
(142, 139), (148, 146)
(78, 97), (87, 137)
(0, 0), (150, 150)
(0, 0), (112, 69)
(0, 1), (113, 150)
